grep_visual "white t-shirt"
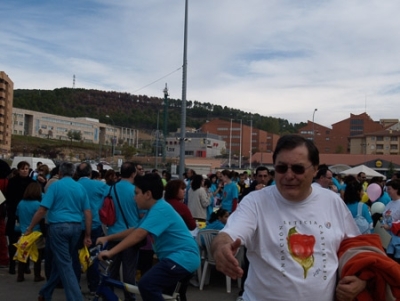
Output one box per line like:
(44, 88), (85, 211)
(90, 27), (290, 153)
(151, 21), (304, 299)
(222, 185), (360, 301)
(383, 199), (400, 223)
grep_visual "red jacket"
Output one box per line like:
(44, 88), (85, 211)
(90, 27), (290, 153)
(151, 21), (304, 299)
(337, 234), (400, 301)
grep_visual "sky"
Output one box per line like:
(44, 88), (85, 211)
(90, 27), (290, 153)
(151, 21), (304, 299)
(1, 0), (400, 128)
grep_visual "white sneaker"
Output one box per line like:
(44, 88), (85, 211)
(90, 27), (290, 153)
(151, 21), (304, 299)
(236, 297), (244, 301)
(189, 278), (199, 287)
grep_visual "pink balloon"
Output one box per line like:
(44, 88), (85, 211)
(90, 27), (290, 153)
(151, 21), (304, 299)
(366, 183), (382, 202)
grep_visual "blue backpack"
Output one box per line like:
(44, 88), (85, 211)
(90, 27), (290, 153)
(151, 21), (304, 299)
(354, 202), (370, 234)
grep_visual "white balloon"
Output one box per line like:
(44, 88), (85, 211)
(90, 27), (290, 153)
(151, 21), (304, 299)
(371, 202), (385, 214)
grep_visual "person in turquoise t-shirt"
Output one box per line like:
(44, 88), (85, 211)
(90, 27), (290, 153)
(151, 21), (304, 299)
(16, 182), (45, 282)
(220, 169), (239, 213)
(204, 208), (229, 231)
(97, 173), (200, 301)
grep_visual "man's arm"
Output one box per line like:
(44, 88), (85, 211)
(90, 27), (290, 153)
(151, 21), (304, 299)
(83, 209), (92, 247)
(336, 276), (366, 301)
(98, 228), (148, 260)
(211, 232), (243, 279)
(96, 228), (135, 246)
(25, 206), (47, 235)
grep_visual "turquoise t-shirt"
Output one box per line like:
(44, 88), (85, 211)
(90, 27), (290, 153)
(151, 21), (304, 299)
(107, 179), (140, 235)
(78, 177), (108, 229)
(41, 177), (90, 223)
(204, 220), (225, 231)
(138, 200), (200, 273)
(221, 182), (239, 212)
(16, 199), (41, 233)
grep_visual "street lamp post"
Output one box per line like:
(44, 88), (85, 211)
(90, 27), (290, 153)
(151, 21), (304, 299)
(312, 108), (318, 142)
(106, 115), (116, 166)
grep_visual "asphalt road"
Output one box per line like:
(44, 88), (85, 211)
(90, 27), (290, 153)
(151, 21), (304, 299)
(0, 264), (241, 301)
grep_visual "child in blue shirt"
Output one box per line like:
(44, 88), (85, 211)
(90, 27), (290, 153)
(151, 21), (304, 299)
(15, 182), (45, 282)
(205, 208), (229, 231)
(97, 173), (200, 301)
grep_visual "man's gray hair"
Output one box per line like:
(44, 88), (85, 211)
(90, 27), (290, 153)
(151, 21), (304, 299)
(59, 162), (76, 177)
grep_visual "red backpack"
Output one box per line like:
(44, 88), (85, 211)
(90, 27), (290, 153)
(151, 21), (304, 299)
(99, 185), (116, 226)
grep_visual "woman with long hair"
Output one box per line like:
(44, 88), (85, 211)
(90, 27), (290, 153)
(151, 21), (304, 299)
(165, 179), (196, 230)
(5, 161), (34, 275)
(343, 181), (373, 234)
(187, 175), (209, 222)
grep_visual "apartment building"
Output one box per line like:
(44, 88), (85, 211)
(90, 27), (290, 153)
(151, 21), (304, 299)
(350, 126), (400, 155)
(298, 112), (388, 154)
(0, 72), (13, 156)
(165, 132), (226, 158)
(12, 108), (138, 147)
(200, 119), (279, 159)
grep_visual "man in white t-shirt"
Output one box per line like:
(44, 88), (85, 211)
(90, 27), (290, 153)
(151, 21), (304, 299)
(212, 135), (365, 301)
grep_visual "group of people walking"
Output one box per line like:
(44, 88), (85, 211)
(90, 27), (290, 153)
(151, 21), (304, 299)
(1, 134), (400, 301)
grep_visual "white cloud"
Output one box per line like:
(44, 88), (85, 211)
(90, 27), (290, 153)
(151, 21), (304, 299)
(1, 0), (400, 127)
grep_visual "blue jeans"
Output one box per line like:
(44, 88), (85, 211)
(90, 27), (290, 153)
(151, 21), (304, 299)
(138, 258), (192, 301)
(39, 223), (83, 301)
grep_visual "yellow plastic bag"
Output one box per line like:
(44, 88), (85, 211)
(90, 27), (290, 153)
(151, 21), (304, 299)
(13, 231), (42, 263)
(79, 246), (92, 273)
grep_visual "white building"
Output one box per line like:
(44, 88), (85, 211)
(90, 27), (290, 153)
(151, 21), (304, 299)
(165, 132), (226, 158)
(12, 108), (138, 147)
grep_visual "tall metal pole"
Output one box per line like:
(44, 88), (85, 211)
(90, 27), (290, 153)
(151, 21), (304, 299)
(155, 111), (160, 169)
(179, 0), (188, 179)
(249, 118), (253, 170)
(229, 119), (232, 168)
(239, 119), (242, 169)
(312, 108), (318, 142)
(162, 83), (169, 163)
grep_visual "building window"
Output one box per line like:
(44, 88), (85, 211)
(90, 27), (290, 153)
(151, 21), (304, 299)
(390, 145), (398, 150)
(376, 144), (383, 150)
(391, 136), (398, 141)
(376, 136), (384, 141)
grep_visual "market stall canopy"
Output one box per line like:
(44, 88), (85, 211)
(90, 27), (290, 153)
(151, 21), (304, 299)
(340, 164), (386, 180)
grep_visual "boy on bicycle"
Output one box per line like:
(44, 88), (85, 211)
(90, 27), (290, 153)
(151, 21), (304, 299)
(97, 173), (200, 301)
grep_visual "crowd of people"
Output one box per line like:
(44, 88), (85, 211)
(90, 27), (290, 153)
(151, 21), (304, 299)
(0, 134), (400, 301)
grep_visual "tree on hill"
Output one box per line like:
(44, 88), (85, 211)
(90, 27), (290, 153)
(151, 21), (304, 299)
(13, 88), (304, 135)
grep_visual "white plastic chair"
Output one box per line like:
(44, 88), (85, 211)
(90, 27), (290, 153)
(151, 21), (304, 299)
(196, 229), (242, 293)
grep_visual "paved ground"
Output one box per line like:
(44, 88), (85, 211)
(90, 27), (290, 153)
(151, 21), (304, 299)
(0, 264), (241, 301)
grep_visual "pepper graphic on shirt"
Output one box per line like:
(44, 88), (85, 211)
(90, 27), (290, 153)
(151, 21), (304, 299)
(287, 227), (316, 278)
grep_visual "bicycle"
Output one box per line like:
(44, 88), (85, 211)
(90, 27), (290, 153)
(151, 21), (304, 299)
(89, 244), (181, 301)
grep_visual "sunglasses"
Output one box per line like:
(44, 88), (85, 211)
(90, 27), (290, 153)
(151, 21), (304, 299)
(274, 163), (313, 175)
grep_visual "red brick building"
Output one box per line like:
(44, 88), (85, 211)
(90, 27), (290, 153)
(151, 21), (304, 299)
(298, 113), (387, 154)
(201, 119), (279, 159)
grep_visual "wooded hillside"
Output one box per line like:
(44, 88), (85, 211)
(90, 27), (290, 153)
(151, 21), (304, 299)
(13, 88), (305, 134)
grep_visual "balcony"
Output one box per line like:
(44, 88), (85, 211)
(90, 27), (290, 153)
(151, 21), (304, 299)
(0, 91), (5, 98)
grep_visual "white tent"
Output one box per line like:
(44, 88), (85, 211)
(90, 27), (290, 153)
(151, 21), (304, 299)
(340, 164), (386, 180)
